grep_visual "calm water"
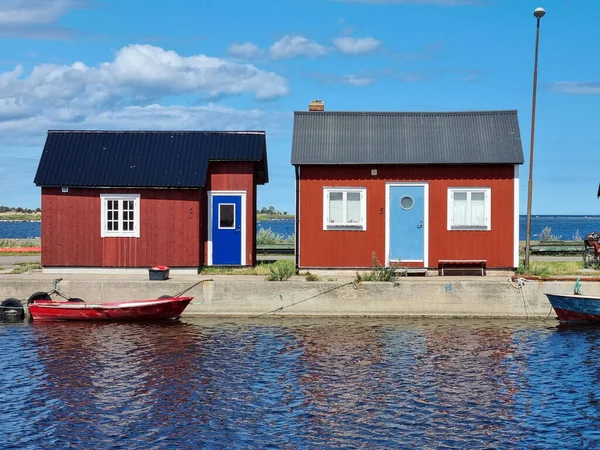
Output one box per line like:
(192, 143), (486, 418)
(1, 318), (600, 449)
(3, 216), (600, 240)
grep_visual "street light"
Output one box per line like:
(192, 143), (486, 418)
(524, 6), (546, 269)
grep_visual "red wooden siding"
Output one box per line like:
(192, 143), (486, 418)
(206, 162), (256, 266)
(298, 164), (516, 269)
(41, 188), (202, 267)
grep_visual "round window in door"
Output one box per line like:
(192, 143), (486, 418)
(400, 196), (414, 210)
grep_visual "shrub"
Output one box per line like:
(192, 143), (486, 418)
(356, 252), (396, 282)
(256, 227), (294, 245)
(304, 271), (320, 281)
(537, 226), (561, 242)
(266, 260), (296, 281)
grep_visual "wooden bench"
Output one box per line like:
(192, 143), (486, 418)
(438, 260), (486, 276)
(256, 243), (294, 255)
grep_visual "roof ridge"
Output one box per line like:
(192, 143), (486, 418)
(293, 110), (517, 115)
(47, 130), (266, 134)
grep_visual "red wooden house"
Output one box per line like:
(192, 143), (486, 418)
(291, 102), (524, 272)
(34, 130), (268, 273)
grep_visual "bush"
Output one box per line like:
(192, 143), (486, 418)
(537, 226), (561, 241)
(256, 227), (294, 245)
(304, 271), (320, 281)
(356, 252), (396, 282)
(266, 260), (296, 281)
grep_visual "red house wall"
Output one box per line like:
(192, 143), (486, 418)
(298, 164), (517, 269)
(206, 162), (256, 266)
(41, 188), (202, 267)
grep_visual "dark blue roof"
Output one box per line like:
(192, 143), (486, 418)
(34, 130), (268, 188)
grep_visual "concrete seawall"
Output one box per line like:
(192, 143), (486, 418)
(2, 274), (599, 319)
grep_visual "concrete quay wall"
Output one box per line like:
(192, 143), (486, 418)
(2, 276), (599, 318)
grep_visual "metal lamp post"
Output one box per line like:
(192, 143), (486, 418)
(524, 6), (546, 269)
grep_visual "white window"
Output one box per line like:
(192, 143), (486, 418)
(447, 187), (491, 230)
(323, 188), (367, 230)
(100, 194), (140, 238)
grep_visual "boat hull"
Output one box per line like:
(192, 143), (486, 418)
(545, 293), (600, 324)
(28, 297), (193, 321)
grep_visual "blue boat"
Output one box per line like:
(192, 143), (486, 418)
(545, 293), (600, 324)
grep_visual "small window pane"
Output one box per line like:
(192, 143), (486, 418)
(346, 192), (361, 223)
(470, 193), (486, 226)
(329, 192), (344, 223)
(453, 192), (468, 226)
(219, 204), (235, 228)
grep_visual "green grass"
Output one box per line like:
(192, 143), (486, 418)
(257, 214), (294, 221)
(0, 266), (4, 271)
(0, 213), (41, 221)
(515, 261), (600, 277)
(0, 238), (41, 248)
(199, 262), (275, 276)
(9, 262), (42, 274)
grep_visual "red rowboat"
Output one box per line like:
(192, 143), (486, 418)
(28, 296), (194, 321)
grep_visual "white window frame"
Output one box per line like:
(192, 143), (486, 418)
(323, 187), (367, 231)
(100, 194), (140, 238)
(447, 187), (491, 231)
(218, 203), (236, 230)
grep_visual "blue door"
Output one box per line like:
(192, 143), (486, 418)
(389, 186), (424, 262)
(212, 195), (242, 265)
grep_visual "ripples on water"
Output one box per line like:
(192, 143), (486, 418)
(1, 318), (600, 449)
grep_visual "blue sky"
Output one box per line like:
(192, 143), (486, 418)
(0, 0), (598, 214)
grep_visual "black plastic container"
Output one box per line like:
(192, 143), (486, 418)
(149, 266), (170, 281)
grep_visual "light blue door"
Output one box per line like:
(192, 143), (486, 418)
(212, 195), (242, 265)
(389, 186), (424, 262)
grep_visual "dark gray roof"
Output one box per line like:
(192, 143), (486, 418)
(291, 110), (524, 165)
(34, 130), (268, 188)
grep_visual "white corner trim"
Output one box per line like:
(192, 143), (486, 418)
(514, 165), (520, 268)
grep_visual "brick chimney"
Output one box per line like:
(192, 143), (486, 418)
(308, 100), (324, 112)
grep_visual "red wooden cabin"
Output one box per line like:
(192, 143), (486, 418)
(291, 102), (524, 272)
(34, 130), (268, 274)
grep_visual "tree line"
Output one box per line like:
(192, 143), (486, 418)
(257, 206), (289, 215)
(0, 206), (41, 213)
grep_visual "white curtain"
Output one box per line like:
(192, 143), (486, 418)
(329, 192), (343, 223)
(452, 192), (468, 226)
(470, 192), (486, 226)
(346, 192), (361, 223)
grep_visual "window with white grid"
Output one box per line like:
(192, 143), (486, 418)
(101, 194), (140, 237)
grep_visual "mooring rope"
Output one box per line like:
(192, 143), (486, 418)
(255, 280), (357, 318)
(509, 277), (529, 318)
(172, 279), (213, 298)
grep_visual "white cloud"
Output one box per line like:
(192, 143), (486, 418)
(269, 35), (328, 60)
(333, 36), (381, 54)
(342, 74), (374, 86)
(0, 0), (87, 25)
(0, 0), (88, 39)
(0, 44), (290, 144)
(227, 42), (263, 60)
(549, 82), (600, 95)
(0, 44), (288, 111)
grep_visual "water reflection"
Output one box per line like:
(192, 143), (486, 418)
(1, 318), (600, 449)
